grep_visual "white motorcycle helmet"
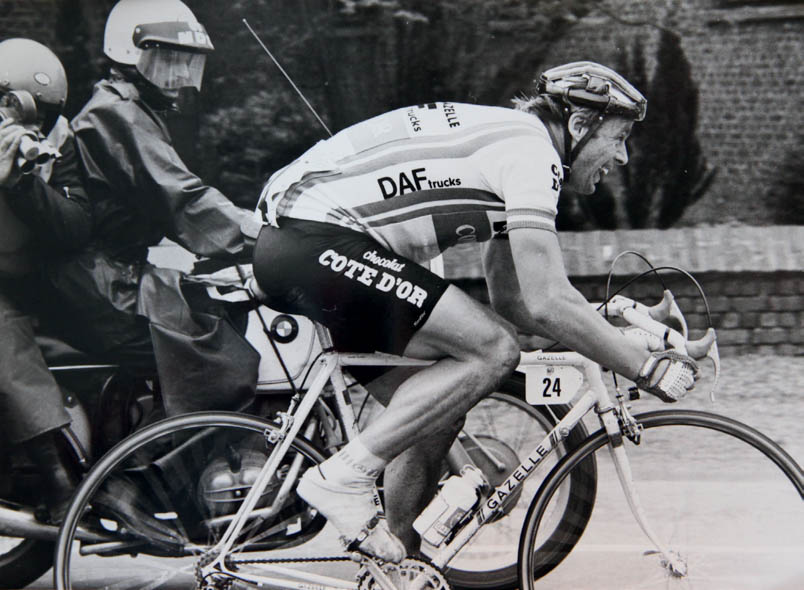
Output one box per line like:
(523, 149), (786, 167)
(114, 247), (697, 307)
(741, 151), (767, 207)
(104, 0), (214, 91)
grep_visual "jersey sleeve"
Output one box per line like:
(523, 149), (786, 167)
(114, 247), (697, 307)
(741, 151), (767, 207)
(475, 133), (563, 233)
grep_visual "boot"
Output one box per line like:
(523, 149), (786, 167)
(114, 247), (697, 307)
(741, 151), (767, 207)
(23, 428), (82, 524)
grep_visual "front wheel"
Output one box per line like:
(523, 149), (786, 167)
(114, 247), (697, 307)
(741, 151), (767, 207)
(518, 409), (804, 590)
(54, 412), (327, 590)
(439, 374), (597, 589)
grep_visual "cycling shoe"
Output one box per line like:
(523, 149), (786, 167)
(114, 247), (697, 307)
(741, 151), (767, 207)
(296, 467), (405, 563)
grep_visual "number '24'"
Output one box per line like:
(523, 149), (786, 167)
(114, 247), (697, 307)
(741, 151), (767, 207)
(542, 377), (561, 397)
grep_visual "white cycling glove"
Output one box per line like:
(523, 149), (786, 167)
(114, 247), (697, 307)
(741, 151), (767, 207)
(635, 350), (699, 402)
(620, 326), (665, 352)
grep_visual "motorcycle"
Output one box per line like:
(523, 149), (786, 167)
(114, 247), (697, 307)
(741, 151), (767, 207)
(0, 267), (319, 588)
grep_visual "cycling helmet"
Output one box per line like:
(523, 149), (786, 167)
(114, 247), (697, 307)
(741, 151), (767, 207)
(104, 0), (214, 91)
(537, 61), (646, 121)
(536, 61), (646, 179)
(0, 38), (68, 133)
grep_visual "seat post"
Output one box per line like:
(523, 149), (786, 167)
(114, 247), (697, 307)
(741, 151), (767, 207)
(313, 322), (335, 350)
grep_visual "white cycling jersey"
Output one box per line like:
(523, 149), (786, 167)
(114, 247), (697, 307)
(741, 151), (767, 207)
(260, 102), (564, 263)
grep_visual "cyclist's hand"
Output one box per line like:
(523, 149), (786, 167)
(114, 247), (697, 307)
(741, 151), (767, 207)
(635, 350), (699, 402)
(619, 326), (665, 353)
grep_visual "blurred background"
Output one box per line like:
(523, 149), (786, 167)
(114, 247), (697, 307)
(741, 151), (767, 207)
(2, 0), (802, 356)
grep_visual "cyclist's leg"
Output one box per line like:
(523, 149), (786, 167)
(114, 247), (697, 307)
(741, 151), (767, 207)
(360, 284), (519, 457)
(256, 221), (520, 558)
(300, 286), (520, 560)
(384, 422), (463, 552)
(359, 286), (519, 553)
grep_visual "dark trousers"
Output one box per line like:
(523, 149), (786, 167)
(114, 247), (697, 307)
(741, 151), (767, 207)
(0, 276), (71, 444)
(48, 249), (259, 417)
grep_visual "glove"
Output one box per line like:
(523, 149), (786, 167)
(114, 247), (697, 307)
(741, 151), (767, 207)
(635, 350), (699, 403)
(620, 326), (665, 353)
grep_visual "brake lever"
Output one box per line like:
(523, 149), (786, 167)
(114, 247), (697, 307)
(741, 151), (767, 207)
(665, 293), (688, 340)
(686, 328), (720, 402)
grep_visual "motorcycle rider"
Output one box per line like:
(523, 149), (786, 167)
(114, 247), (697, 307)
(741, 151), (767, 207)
(0, 38), (91, 522)
(48, 0), (261, 419)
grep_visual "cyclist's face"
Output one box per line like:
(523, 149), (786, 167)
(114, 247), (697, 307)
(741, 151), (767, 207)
(567, 116), (633, 195)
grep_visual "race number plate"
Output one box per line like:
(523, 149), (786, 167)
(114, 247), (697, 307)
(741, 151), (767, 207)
(524, 365), (583, 405)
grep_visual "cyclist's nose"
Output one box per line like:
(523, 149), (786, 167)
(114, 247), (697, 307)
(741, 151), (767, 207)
(615, 142), (629, 166)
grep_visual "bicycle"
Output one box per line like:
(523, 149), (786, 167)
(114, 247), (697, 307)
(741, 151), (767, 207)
(1, 273), (577, 590)
(53, 266), (803, 590)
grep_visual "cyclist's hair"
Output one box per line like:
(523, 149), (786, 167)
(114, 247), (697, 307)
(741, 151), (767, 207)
(512, 94), (600, 128)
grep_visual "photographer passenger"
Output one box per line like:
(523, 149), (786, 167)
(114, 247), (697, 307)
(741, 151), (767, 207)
(0, 38), (91, 522)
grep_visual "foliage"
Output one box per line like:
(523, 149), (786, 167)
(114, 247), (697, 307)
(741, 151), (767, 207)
(196, 89), (325, 208)
(53, 0), (113, 119)
(635, 29), (715, 228)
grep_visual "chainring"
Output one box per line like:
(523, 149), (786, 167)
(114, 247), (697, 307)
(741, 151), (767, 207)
(356, 557), (452, 590)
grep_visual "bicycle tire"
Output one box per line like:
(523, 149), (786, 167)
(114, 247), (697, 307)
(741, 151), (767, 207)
(441, 374), (597, 590)
(518, 409), (804, 590)
(54, 411), (328, 590)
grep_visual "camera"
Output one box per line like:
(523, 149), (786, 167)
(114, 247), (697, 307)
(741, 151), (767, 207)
(0, 89), (60, 174)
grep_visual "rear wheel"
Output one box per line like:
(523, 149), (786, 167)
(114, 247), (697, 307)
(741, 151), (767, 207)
(54, 412), (328, 590)
(438, 374), (597, 589)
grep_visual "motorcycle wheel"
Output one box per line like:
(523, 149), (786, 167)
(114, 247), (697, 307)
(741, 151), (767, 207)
(0, 536), (53, 589)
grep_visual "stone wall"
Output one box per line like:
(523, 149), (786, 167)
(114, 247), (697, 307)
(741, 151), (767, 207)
(445, 225), (803, 357)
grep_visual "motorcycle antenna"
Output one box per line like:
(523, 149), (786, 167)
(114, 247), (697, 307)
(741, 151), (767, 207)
(242, 18), (332, 137)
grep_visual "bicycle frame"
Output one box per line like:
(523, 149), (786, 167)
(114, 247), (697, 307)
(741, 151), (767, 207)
(199, 324), (685, 588)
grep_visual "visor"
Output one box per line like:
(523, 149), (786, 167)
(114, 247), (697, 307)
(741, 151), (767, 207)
(136, 47), (206, 91)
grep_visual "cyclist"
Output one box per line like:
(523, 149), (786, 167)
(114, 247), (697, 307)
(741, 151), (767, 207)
(48, 0), (260, 418)
(250, 62), (699, 561)
(0, 38), (91, 521)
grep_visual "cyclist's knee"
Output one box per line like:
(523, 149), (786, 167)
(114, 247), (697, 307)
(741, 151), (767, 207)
(475, 322), (520, 379)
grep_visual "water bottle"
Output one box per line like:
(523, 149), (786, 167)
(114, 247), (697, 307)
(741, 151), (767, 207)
(413, 465), (486, 547)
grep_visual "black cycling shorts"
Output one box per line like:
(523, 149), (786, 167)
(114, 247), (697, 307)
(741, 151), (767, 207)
(253, 218), (449, 355)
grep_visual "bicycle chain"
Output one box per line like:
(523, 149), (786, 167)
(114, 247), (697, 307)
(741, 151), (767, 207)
(227, 554), (353, 565)
(194, 550), (352, 589)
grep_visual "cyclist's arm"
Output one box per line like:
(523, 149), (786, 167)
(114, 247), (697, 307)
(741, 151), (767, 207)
(483, 228), (650, 380)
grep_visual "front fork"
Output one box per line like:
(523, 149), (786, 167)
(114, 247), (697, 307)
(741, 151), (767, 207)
(599, 403), (688, 577)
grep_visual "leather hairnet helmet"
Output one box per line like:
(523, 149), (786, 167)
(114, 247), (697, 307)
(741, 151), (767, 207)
(104, 0), (214, 91)
(537, 61), (646, 121)
(0, 38), (68, 133)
